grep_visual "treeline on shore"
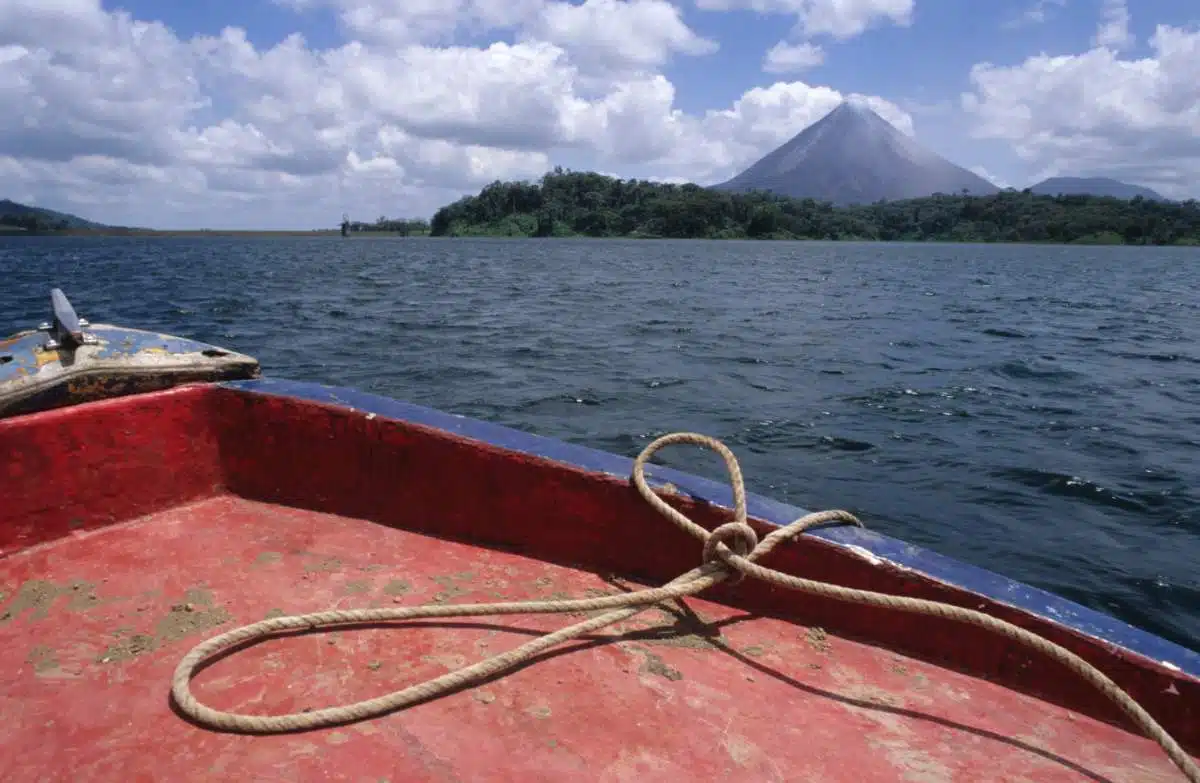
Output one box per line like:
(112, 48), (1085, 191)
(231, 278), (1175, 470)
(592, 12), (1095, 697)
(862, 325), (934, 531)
(341, 216), (431, 236)
(7, 169), (1198, 245)
(429, 169), (1200, 245)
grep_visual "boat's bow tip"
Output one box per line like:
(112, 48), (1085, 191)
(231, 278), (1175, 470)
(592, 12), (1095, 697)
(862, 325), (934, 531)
(1, 286), (260, 419)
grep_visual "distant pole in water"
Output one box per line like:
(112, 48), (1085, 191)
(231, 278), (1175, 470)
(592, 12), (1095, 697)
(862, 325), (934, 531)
(341, 213), (350, 238)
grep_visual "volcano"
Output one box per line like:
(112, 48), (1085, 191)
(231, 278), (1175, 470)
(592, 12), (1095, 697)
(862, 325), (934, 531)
(712, 101), (999, 204)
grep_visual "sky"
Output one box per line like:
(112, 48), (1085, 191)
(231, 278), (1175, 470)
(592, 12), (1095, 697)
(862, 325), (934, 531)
(0, 0), (1197, 229)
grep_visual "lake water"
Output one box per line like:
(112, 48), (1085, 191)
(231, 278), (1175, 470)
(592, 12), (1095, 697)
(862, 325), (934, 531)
(2, 236), (1197, 651)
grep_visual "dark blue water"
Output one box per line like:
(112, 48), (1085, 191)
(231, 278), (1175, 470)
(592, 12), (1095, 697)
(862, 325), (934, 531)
(3, 237), (1197, 651)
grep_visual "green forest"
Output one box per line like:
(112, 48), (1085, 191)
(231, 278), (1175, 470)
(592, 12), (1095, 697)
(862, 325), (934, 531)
(430, 169), (1200, 245)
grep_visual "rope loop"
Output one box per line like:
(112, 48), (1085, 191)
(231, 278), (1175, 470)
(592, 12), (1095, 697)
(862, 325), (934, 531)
(169, 431), (1199, 782)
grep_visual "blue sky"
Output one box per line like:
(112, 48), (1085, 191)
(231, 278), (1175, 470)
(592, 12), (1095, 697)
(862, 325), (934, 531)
(1, 0), (1196, 228)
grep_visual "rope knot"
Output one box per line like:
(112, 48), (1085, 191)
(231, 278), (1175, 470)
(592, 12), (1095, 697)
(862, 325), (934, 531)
(702, 522), (758, 583)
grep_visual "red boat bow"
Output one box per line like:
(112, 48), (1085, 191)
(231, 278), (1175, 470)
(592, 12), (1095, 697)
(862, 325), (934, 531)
(2, 381), (1198, 782)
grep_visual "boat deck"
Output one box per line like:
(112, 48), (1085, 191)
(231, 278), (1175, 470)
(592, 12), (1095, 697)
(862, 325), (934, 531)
(2, 383), (1197, 782)
(1, 493), (1187, 782)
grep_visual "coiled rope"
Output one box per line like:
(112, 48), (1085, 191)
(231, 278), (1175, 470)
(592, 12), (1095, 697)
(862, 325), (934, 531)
(171, 432), (1199, 781)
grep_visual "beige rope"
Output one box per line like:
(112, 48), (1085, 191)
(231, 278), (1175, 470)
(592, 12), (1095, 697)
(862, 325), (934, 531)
(171, 432), (1200, 781)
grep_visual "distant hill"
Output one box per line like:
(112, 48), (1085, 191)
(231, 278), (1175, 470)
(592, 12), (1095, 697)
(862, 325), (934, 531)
(712, 101), (999, 205)
(1029, 177), (1165, 201)
(0, 199), (107, 231)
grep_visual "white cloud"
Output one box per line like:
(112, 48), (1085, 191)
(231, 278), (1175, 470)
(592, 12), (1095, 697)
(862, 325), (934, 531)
(342, 42), (590, 150)
(0, 0), (923, 228)
(530, 0), (717, 70)
(969, 165), (1006, 189)
(375, 129), (552, 189)
(1002, 0), (1066, 30)
(0, 0), (106, 49)
(798, 0), (913, 38)
(1093, 0), (1134, 51)
(962, 25), (1200, 197)
(699, 0), (908, 79)
(288, 0), (717, 72)
(282, 0), (544, 45)
(0, 9), (205, 167)
(694, 0), (913, 39)
(763, 41), (825, 73)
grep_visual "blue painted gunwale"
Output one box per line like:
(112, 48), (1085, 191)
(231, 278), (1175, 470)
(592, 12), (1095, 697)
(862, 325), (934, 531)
(223, 376), (1200, 680)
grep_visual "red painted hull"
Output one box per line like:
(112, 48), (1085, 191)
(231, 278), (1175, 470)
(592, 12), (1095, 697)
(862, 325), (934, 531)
(2, 385), (1197, 782)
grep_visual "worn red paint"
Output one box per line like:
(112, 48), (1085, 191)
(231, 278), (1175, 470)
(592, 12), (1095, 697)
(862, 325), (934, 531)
(1, 385), (1197, 782)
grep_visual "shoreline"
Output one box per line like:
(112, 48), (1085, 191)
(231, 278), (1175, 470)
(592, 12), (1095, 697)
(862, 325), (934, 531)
(1, 230), (1196, 247)
(0, 229), (421, 238)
